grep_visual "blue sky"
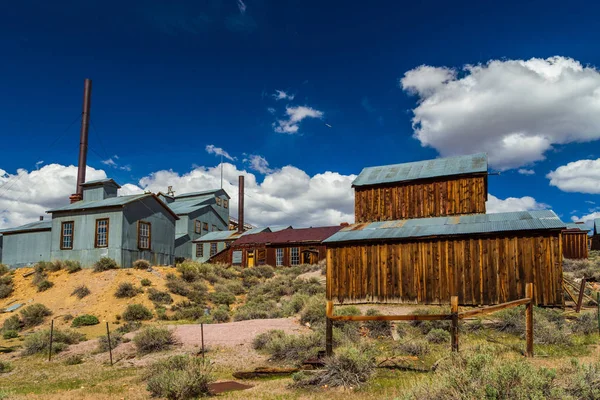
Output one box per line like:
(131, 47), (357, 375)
(1, 0), (600, 228)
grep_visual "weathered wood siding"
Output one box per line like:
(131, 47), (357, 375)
(591, 235), (600, 251)
(354, 175), (487, 222)
(326, 232), (563, 306)
(562, 231), (589, 259)
(211, 244), (327, 267)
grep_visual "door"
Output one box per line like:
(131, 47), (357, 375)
(247, 250), (255, 267)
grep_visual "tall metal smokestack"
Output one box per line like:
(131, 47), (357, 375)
(70, 78), (92, 203)
(237, 175), (244, 233)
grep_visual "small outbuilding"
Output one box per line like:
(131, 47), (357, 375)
(0, 219), (52, 267)
(562, 222), (590, 259)
(192, 227), (272, 263)
(592, 219), (600, 251)
(324, 210), (565, 306)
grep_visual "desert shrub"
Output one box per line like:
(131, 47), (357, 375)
(364, 309), (392, 338)
(71, 314), (99, 328)
(410, 308), (450, 334)
(209, 290), (236, 306)
(71, 285), (91, 299)
(171, 305), (206, 321)
(399, 340), (430, 357)
(187, 282), (209, 304)
(64, 260), (82, 273)
(36, 279), (54, 292)
(234, 300), (282, 321)
(177, 261), (203, 282)
(133, 326), (177, 354)
(300, 297), (326, 326)
(211, 306), (230, 323)
(0, 360), (13, 374)
(122, 304), (153, 321)
(2, 315), (22, 331)
(253, 329), (286, 350)
(0, 283), (13, 299)
(242, 275), (261, 289)
(563, 360), (600, 399)
(212, 265), (238, 280)
(114, 282), (141, 298)
(47, 260), (64, 272)
(219, 281), (246, 295)
(133, 259), (151, 270)
(140, 278), (152, 287)
(33, 261), (52, 274)
(144, 355), (214, 400)
(0, 273), (12, 285)
(242, 265), (275, 280)
(535, 317), (572, 345)
(282, 293), (309, 316)
(20, 303), (52, 328)
(297, 277), (325, 296)
(97, 332), (123, 352)
(333, 306), (362, 340)
(264, 331), (324, 362)
(93, 257), (119, 272)
(148, 288), (173, 304)
(426, 328), (451, 344)
(64, 354), (84, 365)
(396, 324), (407, 338)
(63, 314), (74, 322)
(572, 312), (597, 335)
(115, 321), (142, 334)
(2, 330), (18, 339)
(403, 346), (558, 400)
(494, 306), (571, 345)
(0, 264), (9, 276)
(166, 277), (191, 296)
(22, 329), (85, 355)
(295, 345), (376, 389)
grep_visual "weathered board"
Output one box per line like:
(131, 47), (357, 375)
(354, 175), (487, 222)
(326, 232), (563, 306)
(562, 231), (589, 260)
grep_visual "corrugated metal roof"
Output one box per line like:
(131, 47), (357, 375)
(80, 178), (121, 188)
(0, 220), (52, 234)
(167, 198), (213, 215)
(47, 194), (150, 213)
(352, 153), (488, 187)
(324, 211), (566, 244)
(564, 222), (591, 232)
(594, 219), (600, 235)
(193, 227), (271, 243)
(267, 225), (293, 232)
(175, 188), (230, 199)
(234, 226), (343, 246)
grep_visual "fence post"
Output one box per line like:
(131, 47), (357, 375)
(48, 319), (54, 362)
(597, 292), (600, 336)
(451, 296), (459, 352)
(325, 301), (333, 357)
(525, 283), (534, 357)
(106, 322), (113, 366)
(576, 278), (587, 313)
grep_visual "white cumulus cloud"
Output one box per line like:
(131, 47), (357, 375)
(246, 155), (274, 174)
(486, 194), (548, 214)
(272, 90), (295, 101)
(400, 56), (600, 170)
(547, 158), (600, 194)
(205, 145), (236, 161)
(273, 106), (323, 134)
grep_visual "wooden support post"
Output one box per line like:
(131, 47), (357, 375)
(451, 296), (459, 352)
(325, 301), (333, 357)
(576, 278), (587, 313)
(48, 319), (54, 362)
(106, 322), (113, 366)
(525, 283), (534, 358)
(597, 292), (600, 337)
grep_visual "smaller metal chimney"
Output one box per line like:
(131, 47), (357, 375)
(238, 175), (244, 233)
(70, 78), (92, 203)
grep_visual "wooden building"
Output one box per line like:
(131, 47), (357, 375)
(324, 211), (565, 306)
(562, 223), (590, 259)
(592, 219), (600, 251)
(353, 153), (488, 222)
(214, 226), (342, 267)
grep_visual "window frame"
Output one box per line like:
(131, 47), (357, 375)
(223, 199), (228, 209)
(203, 222), (208, 232)
(196, 243), (204, 258)
(210, 242), (218, 257)
(94, 218), (109, 248)
(138, 221), (152, 250)
(60, 221), (74, 250)
(290, 247), (300, 266)
(212, 224), (217, 232)
(216, 197), (222, 206)
(276, 248), (284, 266)
(194, 220), (202, 234)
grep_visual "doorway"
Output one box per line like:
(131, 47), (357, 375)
(247, 250), (255, 267)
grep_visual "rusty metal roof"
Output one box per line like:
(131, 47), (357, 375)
(352, 153), (487, 187)
(323, 210), (566, 244)
(232, 226), (343, 246)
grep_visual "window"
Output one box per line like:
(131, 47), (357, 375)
(196, 244), (203, 258)
(95, 218), (109, 248)
(290, 247), (300, 266)
(195, 220), (202, 234)
(212, 224), (217, 232)
(60, 221), (74, 250)
(203, 222), (208, 232)
(216, 197), (222, 206)
(276, 248), (284, 266)
(138, 221), (151, 250)
(210, 242), (218, 257)
(223, 199), (228, 209)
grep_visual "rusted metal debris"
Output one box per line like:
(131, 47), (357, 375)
(233, 367), (299, 379)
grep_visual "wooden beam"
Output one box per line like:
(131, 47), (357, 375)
(327, 313), (451, 322)
(325, 300), (333, 357)
(451, 296), (459, 352)
(457, 297), (532, 319)
(525, 283), (534, 357)
(563, 283), (578, 305)
(576, 278), (587, 313)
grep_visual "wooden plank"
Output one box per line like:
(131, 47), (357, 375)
(576, 278), (587, 313)
(328, 313), (452, 322)
(526, 283), (534, 357)
(563, 283), (577, 304)
(451, 296), (459, 352)
(458, 297), (532, 319)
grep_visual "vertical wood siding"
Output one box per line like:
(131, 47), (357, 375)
(562, 231), (589, 259)
(326, 233), (563, 306)
(354, 176), (486, 222)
